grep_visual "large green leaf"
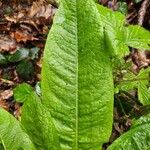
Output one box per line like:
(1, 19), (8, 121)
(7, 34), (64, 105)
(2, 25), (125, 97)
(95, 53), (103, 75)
(42, 0), (114, 149)
(97, 5), (150, 57)
(0, 108), (35, 150)
(107, 115), (150, 150)
(14, 83), (60, 150)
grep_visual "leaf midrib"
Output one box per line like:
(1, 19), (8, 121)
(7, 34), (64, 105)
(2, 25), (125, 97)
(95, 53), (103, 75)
(75, 1), (78, 149)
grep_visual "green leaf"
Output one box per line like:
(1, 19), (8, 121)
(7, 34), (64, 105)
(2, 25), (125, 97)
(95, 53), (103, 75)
(29, 47), (40, 60)
(42, 0), (114, 149)
(134, 0), (142, 3)
(14, 83), (34, 103)
(20, 84), (60, 150)
(116, 68), (150, 105)
(0, 108), (35, 150)
(97, 5), (150, 57)
(125, 25), (150, 50)
(138, 82), (150, 105)
(7, 48), (29, 62)
(135, 68), (150, 105)
(117, 2), (128, 15)
(116, 71), (137, 91)
(16, 60), (34, 80)
(0, 54), (7, 65)
(107, 115), (150, 150)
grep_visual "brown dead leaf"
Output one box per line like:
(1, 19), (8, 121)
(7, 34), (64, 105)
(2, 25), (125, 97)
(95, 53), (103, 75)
(114, 123), (124, 134)
(0, 35), (16, 52)
(132, 50), (150, 69)
(5, 1), (56, 24)
(0, 78), (14, 86)
(29, 1), (56, 19)
(14, 103), (21, 118)
(0, 99), (9, 111)
(0, 89), (13, 100)
(11, 30), (38, 42)
(4, 4), (28, 23)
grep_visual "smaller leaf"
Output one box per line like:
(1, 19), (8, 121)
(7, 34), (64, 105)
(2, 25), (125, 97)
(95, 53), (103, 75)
(117, 2), (128, 15)
(138, 82), (150, 105)
(116, 68), (150, 105)
(29, 47), (40, 60)
(14, 83), (33, 103)
(97, 4), (150, 57)
(0, 54), (7, 65)
(137, 68), (150, 85)
(134, 0), (142, 3)
(107, 115), (150, 150)
(20, 84), (60, 150)
(16, 60), (34, 80)
(0, 108), (35, 150)
(7, 48), (29, 62)
(116, 71), (137, 91)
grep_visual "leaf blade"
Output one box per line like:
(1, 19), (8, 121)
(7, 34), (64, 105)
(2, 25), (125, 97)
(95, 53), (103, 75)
(42, 0), (114, 149)
(97, 5), (150, 57)
(18, 83), (60, 150)
(0, 108), (35, 150)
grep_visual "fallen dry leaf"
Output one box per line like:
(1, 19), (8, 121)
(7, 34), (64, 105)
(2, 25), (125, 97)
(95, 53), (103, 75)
(11, 30), (38, 42)
(0, 35), (17, 52)
(29, 1), (56, 19)
(5, 1), (56, 24)
(0, 89), (13, 100)
(0, 99), (9, 111)
(132, 50), (150, 69)
(14, 103), (21, 118)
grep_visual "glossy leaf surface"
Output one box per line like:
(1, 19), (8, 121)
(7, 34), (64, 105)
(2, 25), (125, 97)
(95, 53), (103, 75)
(16, 83), (60, 150)
(42, 0), (114, 149)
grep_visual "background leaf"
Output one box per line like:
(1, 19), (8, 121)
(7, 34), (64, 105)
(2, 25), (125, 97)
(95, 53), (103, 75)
(117, 2), (128, 15)
(97, 4), (150, 57)
(0, 108), (35, 150)
(14, 83), (34, 103)
(16, 60), (34, 80)
(0, 54), (7, 65)
(125, 25), (150, 50)
(29, 47), (40, 60)
(107, 115), (150, 150)
(138, 82), (150, 105)
(7, 48), (29, 62)
(116, 68), (150, 105)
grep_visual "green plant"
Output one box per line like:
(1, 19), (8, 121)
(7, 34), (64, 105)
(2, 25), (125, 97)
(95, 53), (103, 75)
(0, 108), (35, 149)
(116, 68), (150, 105)
(0, 0), (150, 150)
(97, 4), (150, 57)
(107, 115), (150, 150)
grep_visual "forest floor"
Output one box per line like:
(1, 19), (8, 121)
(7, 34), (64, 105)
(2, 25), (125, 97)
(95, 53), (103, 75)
(0, 0), (150, 149)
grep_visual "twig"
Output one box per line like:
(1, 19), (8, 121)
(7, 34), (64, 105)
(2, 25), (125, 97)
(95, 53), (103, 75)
(138, 0), (150, 26)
